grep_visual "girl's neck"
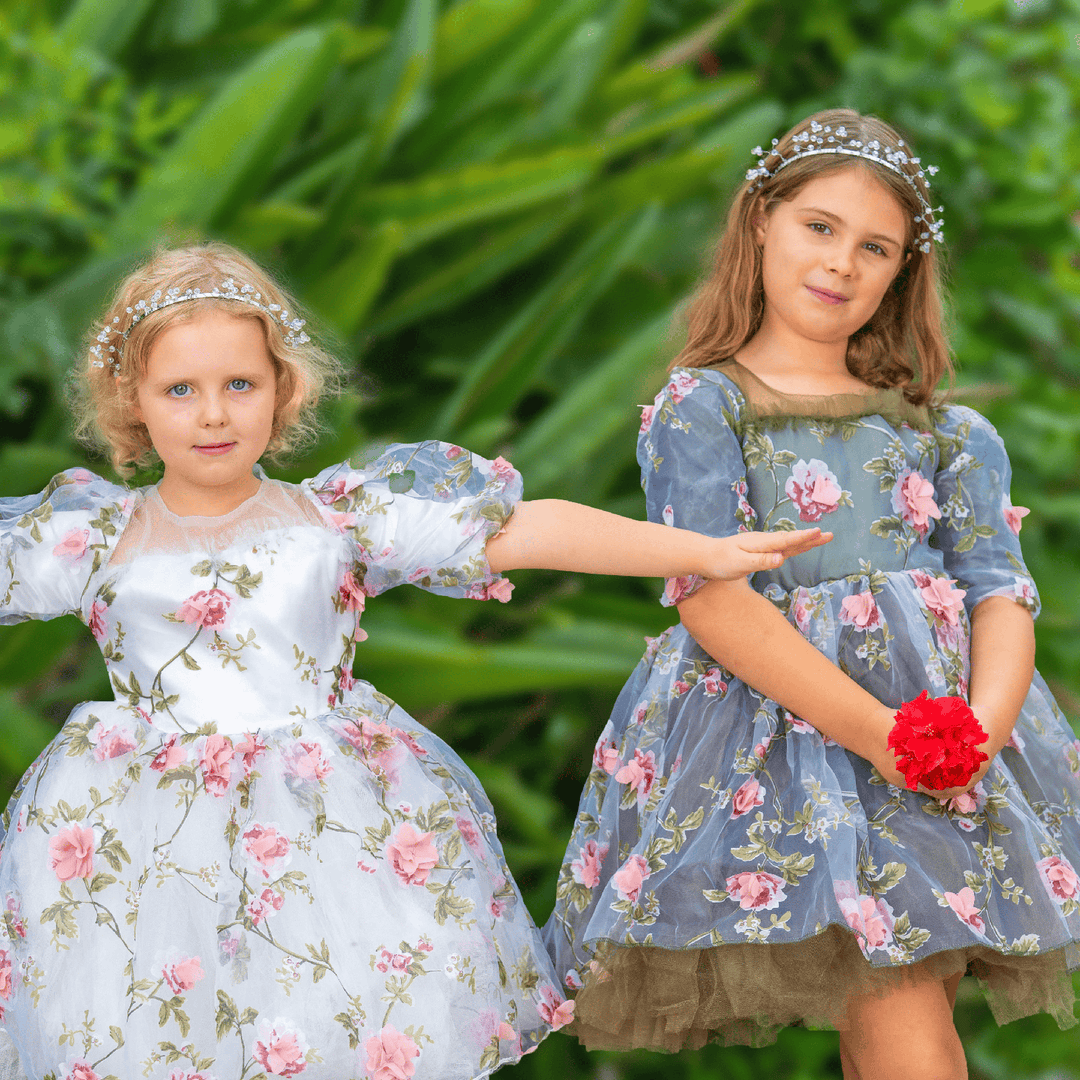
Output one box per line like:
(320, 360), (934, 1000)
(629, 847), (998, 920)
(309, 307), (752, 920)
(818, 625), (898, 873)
(734, 325), (873, 397)
(156, 471), (263, 518)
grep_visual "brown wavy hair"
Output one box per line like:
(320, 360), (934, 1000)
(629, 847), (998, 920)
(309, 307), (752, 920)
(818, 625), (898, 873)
(71, 243), (342, 476)
(670, 108), (952, 403)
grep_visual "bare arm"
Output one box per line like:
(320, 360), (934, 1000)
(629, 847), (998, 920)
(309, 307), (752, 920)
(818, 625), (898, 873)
(677, 577), (902, 779)
(967, 595), (1036, 765)
(486, 499), (830, 580)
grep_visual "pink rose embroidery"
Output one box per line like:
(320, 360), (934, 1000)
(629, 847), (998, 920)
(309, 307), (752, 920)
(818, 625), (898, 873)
(667, 370), (699, 404)
(0, 949), (12, 1003)
(87, 600), (108, 642)
(726, 870), (787, 911)
(53, 529), (89, 560)
(364, 1024), (419, 1080)
(891, 469), (941, 536)
(570, 839), (609, 889)
(386, 823), (439, 886)
(836, 888), (895, 953)
(150, 734), (186, 773)
(484, 456), (517, 484)
(702, 668), (727, 696)
(792, 586), (814, 635)
(839, 591), (881, 631)
(62, 1062), (100, 1080)
(484, 577), (514, 603)
(338, 571), (367, 612)
(538, 985), (575, 1030)
(284, 740), (333, 784)
(639, 404), (656, 433)
(731, 777), (765, 819)
(920, 576), (967, 626)
(445, 445), (464, 460)
(247, 887), (285, 926)
(664, 575), (703, 605)
(243, 823), (291, 879)
(253, 1019), (307, 1077)
(593, 739), (621, 775)
(162, 955), (204, 995)
(49, 823), (95, 881)
(455, 815), (481, 853)
(199, 733), (234, 797)
(943, 886), (986, 934)
(1036, 855), (1080, 905)
(174, 587), (232, 628)
(90, 721), (137, 762)
(235, 732), (268, 775)
(1002, 496), (1029, 536)
(785, 459), (842, 523)
(611, 853), (649, 903)
(5, 896), (26, 939)
(614, 749), (656, 804)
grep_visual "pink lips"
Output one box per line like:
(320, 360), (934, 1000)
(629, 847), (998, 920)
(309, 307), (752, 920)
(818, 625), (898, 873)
(194, 442), (235, 455)
(806, 286), (849, 305)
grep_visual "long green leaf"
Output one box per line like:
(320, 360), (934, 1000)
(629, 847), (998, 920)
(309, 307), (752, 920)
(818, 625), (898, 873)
(435, 204), (660, 435)
(107, 25), (344, 247)
(0, 690), (59, 776)
(433, 0), (541, 81)
(510, 311), (671, 495)
(59, 0), (157, 57)
(366, 205), (579, 335)
(305, 221), (404, 337)
(351, 147), (602, 253)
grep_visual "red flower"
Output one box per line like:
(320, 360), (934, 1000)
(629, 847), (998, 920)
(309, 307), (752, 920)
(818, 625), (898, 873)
(887, 692), (988, 791)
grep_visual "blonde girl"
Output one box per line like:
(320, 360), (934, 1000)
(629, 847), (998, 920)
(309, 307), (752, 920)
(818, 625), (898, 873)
(0, 243), (823, 1080)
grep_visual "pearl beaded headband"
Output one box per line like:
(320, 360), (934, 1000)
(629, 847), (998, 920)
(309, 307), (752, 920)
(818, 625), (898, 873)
(746, 121), (944, 253)
(90, 278), (311, 376)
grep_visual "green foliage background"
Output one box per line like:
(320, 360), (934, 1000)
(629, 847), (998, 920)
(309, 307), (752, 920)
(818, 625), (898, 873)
(1, 0), (1078, 1076)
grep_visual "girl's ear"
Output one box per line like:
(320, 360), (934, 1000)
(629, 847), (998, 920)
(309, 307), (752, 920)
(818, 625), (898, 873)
(750, 196), (769, 246)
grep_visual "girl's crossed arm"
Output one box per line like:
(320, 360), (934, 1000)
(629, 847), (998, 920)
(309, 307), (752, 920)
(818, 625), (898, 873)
(486, 499), (831, 580)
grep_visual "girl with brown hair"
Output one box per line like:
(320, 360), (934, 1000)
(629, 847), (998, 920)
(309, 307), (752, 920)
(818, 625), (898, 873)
(544, 109), (1080, 1079)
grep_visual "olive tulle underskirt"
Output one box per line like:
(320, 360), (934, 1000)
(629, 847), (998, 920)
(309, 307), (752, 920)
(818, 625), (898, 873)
(568, 926), (1080, 1051)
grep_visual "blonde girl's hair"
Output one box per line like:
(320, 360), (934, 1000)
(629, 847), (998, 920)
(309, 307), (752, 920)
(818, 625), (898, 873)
(670, 108), (952, 403)
(71, 243), (343, 476)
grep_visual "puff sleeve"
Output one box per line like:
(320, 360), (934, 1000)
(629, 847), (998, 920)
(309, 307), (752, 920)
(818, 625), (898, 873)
(637, 368), (755, 606)
(0, 469), (134, 625)
(932, 405), (1039, 617)
(304, 440), (523, 600)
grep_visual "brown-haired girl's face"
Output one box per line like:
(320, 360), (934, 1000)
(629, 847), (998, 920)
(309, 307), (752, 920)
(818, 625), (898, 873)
(133, 310), (277, 513)
(754, 166), (908, 351)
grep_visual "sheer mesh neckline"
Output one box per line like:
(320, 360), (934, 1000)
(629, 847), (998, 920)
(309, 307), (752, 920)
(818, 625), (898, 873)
(149, 481), (268, 523)
(108, 478), (328, 567)
(709, 358), (932, 428)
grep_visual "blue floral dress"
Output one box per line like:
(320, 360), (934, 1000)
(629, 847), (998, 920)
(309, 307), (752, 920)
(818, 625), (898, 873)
(542, 361), (1080, 1051)
(0, 443), (571, 1080)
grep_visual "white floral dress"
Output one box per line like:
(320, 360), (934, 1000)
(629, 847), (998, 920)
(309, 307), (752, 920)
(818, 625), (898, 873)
(543, 361), (1080, 1051)
(0, 443), (571, 1080)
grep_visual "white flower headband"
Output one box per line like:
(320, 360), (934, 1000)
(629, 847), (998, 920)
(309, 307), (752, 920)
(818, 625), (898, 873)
(90, 277), (311, 376)
(746, 121), (944, 253)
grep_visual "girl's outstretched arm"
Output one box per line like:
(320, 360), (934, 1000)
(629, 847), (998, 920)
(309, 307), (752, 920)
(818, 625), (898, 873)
(486, 499), (831, 580)
(678, 577), (904, 781)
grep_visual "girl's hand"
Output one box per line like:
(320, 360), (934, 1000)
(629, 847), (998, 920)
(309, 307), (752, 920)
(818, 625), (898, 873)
(703, 528), (832, 580)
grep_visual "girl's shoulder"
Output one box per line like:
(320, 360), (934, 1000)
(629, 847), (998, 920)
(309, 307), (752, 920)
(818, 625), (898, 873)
(2, 468), (134, 525)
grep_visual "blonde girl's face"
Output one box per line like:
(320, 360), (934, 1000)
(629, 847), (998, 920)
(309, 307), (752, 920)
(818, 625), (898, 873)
(754, 166), (908, 349)
(133, 309), (277, 514)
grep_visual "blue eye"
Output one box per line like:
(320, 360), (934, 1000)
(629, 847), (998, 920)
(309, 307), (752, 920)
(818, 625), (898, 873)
(167, 384), (191, 398)
(229, 379), (253, 392)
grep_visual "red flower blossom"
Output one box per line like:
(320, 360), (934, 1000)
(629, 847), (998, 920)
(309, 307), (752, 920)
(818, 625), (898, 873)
(887, 691), (988, 791)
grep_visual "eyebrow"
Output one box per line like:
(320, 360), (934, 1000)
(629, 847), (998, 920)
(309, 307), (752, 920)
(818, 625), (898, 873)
(798, 207), (902, 248)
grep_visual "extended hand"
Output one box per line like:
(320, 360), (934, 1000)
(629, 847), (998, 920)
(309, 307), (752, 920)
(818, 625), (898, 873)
(705, 527), (832, 580)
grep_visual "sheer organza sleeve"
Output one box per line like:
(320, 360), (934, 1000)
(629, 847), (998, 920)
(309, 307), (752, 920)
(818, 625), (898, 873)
(304, 441), (523, 599)
(637, 368), (755, 606)
(0, 469), (134, 625)
(932, 405), (1039, 617)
